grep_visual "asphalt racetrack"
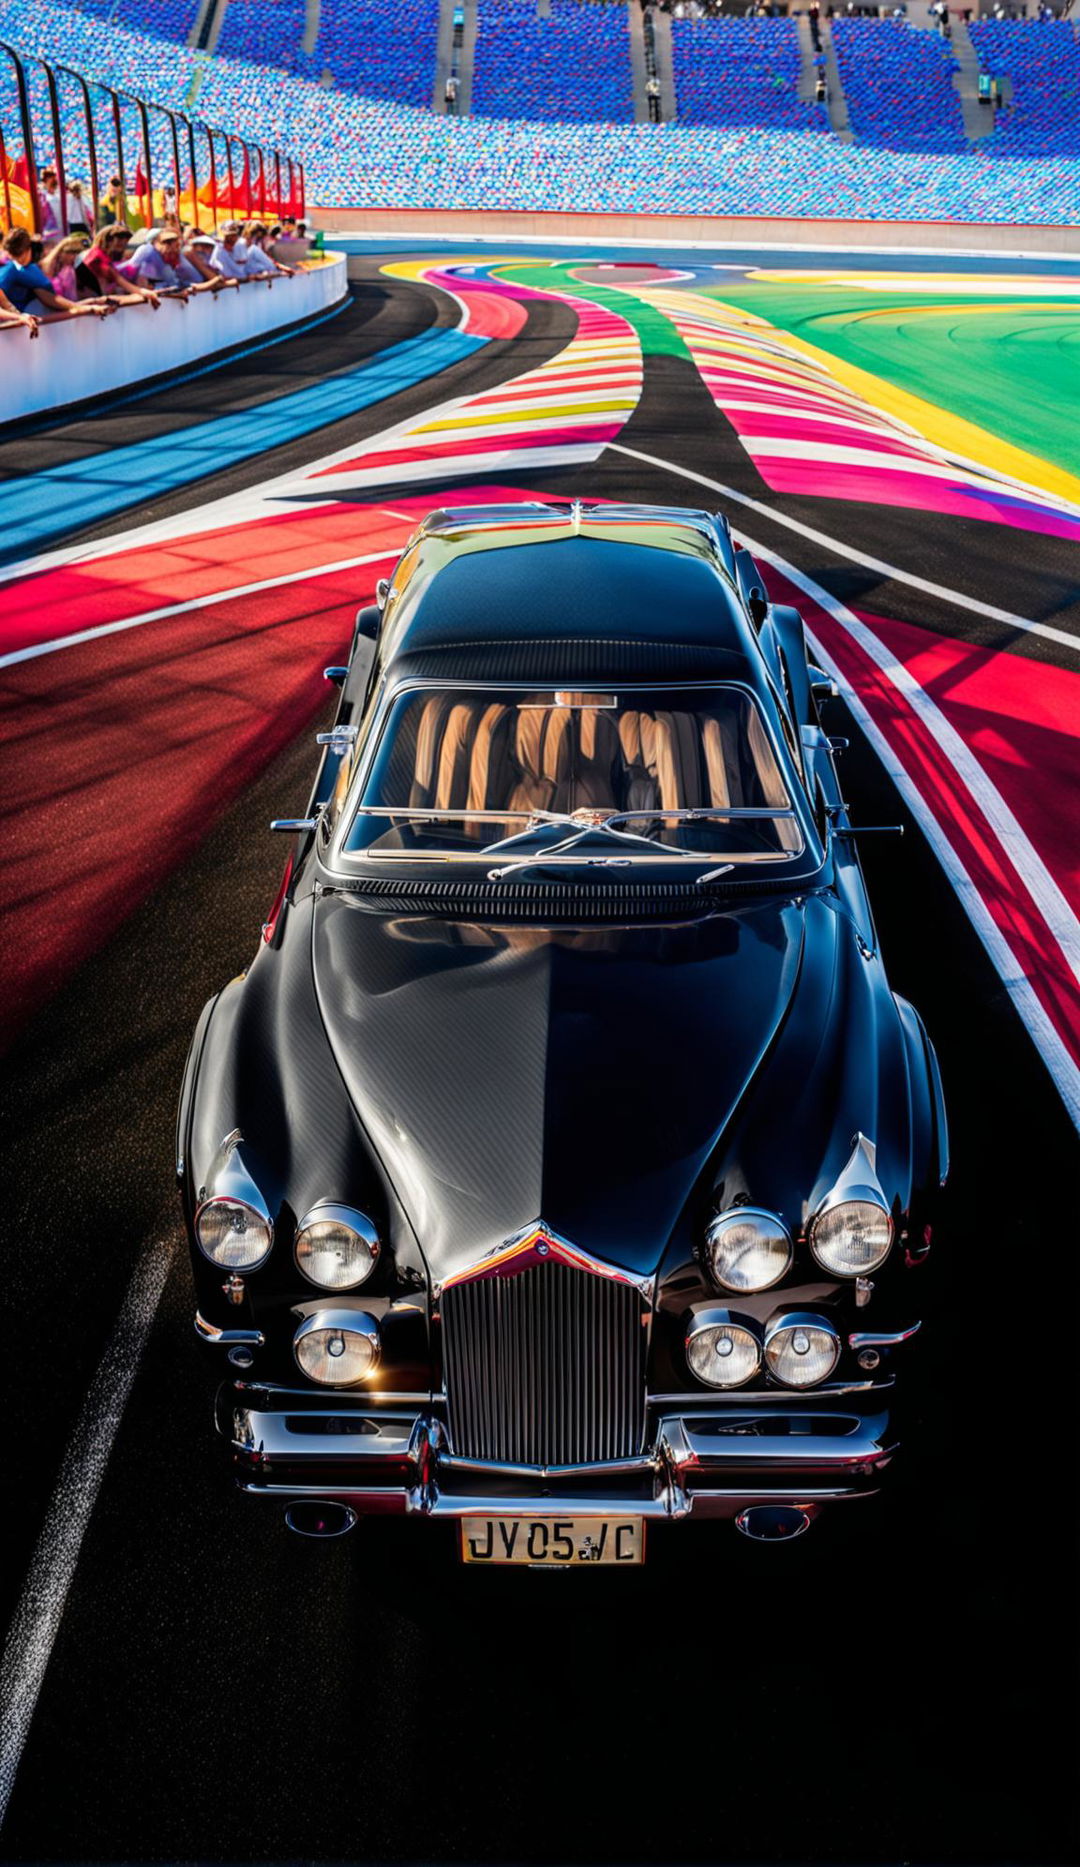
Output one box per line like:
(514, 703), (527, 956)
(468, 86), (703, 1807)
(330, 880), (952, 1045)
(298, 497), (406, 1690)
(0, 245), (1078, 1866)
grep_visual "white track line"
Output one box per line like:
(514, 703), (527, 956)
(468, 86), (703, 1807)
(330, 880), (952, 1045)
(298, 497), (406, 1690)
(621, 451), (1080, 986)
(0, 550), (399, 671)
(731, 526), (1080, 1130)
(609, 443), (1080, 653)
(0, 326), (646, 591)
(0, 1229), (177, 1829)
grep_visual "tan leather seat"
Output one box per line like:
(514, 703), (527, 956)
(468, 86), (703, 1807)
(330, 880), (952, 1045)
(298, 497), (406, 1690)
(433, 702), (476, 812)
(508, 708), (555, 816)
(653, 709), (703, 812)
(409, 695), (457, 809)
(617, 712), (661, 814)
(540, 707), (620, 813)
(702, 716), (733, 809)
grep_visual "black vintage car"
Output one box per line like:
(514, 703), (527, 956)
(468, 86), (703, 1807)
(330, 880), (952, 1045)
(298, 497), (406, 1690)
(177, 500), (947, 1561)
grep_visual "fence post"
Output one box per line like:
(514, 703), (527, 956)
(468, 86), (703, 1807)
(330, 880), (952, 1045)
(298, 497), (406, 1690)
(134, 93), (153, 224)
(111, 89), (127, 226)
(58, 63), (101, 231)
(0, 42), (41, 234)
(204, 122), (218, 224)
(0, 124), (14, 232)
(42, 61), (69, 233)
(163, 105), (183, 217)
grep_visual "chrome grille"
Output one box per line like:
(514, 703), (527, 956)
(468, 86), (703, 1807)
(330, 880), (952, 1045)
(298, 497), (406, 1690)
(441, 1260), (648, 1467)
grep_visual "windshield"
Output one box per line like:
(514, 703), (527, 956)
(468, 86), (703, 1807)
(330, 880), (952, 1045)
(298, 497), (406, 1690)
(340, 685), (805, 863)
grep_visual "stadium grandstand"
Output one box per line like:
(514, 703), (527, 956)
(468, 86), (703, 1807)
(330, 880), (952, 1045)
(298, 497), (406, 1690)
(0, 0), (1078, 226)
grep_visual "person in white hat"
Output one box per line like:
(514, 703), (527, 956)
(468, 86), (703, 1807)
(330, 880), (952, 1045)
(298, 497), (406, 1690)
(183, 229), (240, 288)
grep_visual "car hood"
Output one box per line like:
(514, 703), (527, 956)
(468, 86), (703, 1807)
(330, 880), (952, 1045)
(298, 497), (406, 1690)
(311, 893), (806, 1282)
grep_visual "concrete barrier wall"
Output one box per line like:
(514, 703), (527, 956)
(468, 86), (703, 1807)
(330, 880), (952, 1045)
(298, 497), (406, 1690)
(0, 255), (348, 426)
(313, 208), (1080, 257)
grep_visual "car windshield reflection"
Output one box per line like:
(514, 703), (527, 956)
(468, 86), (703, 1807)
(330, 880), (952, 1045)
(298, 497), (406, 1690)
(341, 685), (806, 864)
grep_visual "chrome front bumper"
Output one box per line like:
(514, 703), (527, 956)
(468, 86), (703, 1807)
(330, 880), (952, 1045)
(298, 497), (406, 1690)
(219, 1388), (897, 1520)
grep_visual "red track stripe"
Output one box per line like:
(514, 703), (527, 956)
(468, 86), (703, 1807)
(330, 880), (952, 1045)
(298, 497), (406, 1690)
(0, 487), (528, 661)
(851, 608), (1080, 917)
(764, 569), (1080, 1072)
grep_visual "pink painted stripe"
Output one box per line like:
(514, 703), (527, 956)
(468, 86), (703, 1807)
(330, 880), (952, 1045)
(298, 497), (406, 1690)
(756, 458), (1080, 540)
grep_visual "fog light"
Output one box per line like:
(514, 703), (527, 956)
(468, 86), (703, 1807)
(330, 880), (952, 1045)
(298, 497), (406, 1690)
(764, 1312), (840, 1388)
(293, 1310), (381, 1386)
(687, 1310), (761, 1389)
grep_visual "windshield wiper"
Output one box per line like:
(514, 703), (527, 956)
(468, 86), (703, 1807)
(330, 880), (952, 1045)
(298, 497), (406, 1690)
(483, 807), (796, 881)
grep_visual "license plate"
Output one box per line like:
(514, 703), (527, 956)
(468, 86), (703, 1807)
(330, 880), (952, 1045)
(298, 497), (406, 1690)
(461, 1516), (645, 1566)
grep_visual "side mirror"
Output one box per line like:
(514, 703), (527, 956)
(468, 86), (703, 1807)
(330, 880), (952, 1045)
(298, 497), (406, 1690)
(324, 665), (348, 686)
(376, 577), (390, 608)
(747, 585), (768, 628)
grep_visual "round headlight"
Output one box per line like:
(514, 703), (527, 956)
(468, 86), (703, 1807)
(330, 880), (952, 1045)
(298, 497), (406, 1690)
(196, 1197), (273, 1270)
(705, 1208), (793, 1293)
(765, 1314), (840, 1388)
(809, 1200), (893, 1277)
(295, 1206), (379, 1290)
(294, 1311), (381, 1386)
(687, 1314), (761, 1389)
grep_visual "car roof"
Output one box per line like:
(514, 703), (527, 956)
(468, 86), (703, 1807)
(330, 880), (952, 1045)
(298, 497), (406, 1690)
(376, 502), (758, 686)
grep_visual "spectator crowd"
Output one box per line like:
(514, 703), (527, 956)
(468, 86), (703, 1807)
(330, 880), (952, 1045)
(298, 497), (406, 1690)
(1, 0), (1079, 224)
(0, 199), (309, 337)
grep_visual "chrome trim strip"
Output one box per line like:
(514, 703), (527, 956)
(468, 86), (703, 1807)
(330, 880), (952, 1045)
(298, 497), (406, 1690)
(229, 1407), (419, 1461)
(848, 1322), (922, 1349)
(438, 1452), (659, 1481)
(195, 1312), (264, 1347)
(237, 1483), (881, 1517)
(646, 1379), (892, 1402)
(657, 1411), (894, 1473)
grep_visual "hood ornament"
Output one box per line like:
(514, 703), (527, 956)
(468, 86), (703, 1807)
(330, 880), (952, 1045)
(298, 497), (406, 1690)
(437, 1221), (654, 1301)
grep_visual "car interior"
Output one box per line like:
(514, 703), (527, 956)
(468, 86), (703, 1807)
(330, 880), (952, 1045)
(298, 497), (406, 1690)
(345, 688), (801, 855)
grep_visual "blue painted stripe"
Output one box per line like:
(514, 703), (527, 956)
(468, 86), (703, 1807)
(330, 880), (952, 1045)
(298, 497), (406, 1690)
(2, 325), (485, 564)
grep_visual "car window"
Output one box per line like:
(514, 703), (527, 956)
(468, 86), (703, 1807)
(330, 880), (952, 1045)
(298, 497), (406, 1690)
(340, 686), (806, 863)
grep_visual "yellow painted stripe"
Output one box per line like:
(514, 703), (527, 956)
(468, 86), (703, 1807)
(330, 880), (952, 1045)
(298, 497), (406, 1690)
(735, 314), (1080, 509)
(629, 281), (1080, 510)
(413, 398), (635, 434)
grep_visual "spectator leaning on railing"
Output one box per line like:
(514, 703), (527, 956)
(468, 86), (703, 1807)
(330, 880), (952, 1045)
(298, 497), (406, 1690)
(206, 220), (251, 280)
(0, 227), (115, 323)
(40, 233), (92, 300)
(77, 224), (162, 308)
(0, 282), (41, 337)
(121, 225), (235, 297)
(186, 230), (242, 287)
(239, 221), (296, 276)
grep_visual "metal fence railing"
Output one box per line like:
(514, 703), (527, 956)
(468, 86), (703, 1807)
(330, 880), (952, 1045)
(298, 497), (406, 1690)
(1, 39), (304, 237)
